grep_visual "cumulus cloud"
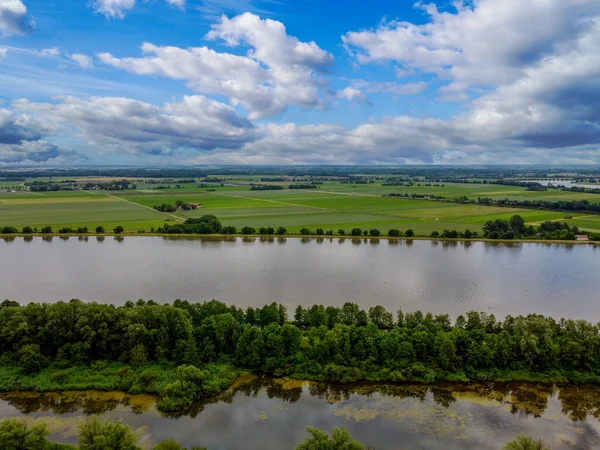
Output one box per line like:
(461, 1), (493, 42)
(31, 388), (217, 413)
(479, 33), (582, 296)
(337, 87), (368, 104)
(98, 13), (333, 118)
(0, 0), (35, 36)
(166, 0), (185, 8)
(0, 108), (83, 165)
(69, 53), (94, 69)
(0, 141), (85, 165)
(344, 0), (600, 89)
(38, 47), (60, 57)
(90, 0), (135, 19)
(353, 80), (427, 96)
(15, 95), (261, 156)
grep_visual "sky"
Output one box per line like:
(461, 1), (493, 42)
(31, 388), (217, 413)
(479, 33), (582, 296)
(0, 0), (599, 166)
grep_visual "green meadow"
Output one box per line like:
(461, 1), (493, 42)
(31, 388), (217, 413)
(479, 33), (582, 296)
(1, 180), (600, 234)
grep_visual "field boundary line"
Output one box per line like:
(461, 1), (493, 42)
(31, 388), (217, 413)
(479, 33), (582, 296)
(210, 191), (335, 211)
(87, 191), (185, 223)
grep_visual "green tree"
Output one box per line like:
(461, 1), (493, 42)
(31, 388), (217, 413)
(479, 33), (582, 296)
(0, 420), (60, 450)
(405, 229), (414, 237)
(78, 417), (140, 450)
(113, 226), (124, 234)
(95, 226), (104, 234)
(295, 427), (365, 450)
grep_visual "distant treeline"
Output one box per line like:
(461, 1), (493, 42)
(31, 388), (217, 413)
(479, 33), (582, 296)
(24, 180), (136, 192)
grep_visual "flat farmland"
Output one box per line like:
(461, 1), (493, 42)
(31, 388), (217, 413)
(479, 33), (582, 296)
(1, 181), (599, 234)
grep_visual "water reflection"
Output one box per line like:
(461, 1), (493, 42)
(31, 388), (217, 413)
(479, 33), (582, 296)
(1, 378), (600, 450)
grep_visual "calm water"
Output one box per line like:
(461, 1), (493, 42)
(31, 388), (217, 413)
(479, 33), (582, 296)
(1, 236), (599, 319)
(1, 377), (599, 449)
(532, 180), (600, 190)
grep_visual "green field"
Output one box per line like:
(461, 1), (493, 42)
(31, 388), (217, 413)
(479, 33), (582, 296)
(2, 179), (600, 235)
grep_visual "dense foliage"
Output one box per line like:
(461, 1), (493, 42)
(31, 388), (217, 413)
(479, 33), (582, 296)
(156, 216), (223, 234)
(3, 299), (600, 395)
(0, 417), (206, 450)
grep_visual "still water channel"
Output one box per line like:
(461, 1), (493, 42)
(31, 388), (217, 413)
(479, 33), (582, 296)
(0, 377), (599, 449)
(0, 236), (599, 320)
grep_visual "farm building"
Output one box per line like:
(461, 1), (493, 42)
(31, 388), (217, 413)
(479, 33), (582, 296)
(189, 203), (202, 209)
(576, 235), (589, 241)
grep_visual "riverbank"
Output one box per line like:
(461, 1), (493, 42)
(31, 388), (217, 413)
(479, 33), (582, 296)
(2, 232), (597, 245)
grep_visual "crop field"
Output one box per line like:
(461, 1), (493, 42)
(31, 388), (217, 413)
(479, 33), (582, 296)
(2, 179), (600, 234)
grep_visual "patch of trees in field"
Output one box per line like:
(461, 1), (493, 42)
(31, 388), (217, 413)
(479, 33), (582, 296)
(153, 200), (201, 212)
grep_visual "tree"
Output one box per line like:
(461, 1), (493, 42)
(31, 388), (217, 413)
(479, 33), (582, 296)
(276, 226), (287, 235)
(95, 226), (104, 234)
(300, 228), (312, 235)
(405, 229), (414, 237)
(0, 420), (58, 450)
(388, 229), (400, 237)
(295, 427), (365, 450)
(18, 344), (46, 374)
(351, 228), (362, 236)
(222, 226), (237, 234)
(113, 226), (124, 234)
(241, 226), (256, 234)
(21, 226), (33, 234)
(369, 229), (380, 237)
(338, 229), (346, 236)
(78, 417), (140, 450)
(502, 435), (549, 450)
(41, 226), (52, 234)
(316, 228), (324, 235)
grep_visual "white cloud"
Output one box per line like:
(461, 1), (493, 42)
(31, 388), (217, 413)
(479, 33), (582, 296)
(166, 0), (185, 8)
(90, 0), (136, 19)
(0, 107), (83, 165)
(337, 87), (368, 104)
(15, 95), (261, 156)
(69, 53), (94, 69)
(353, 80), (427, 96)
(343, 0), (600, 88)
(0, 47), (6, 61)
(99, 13), (333, 118)
(38, 47), (60, 57)
(0, 0), (35, 36)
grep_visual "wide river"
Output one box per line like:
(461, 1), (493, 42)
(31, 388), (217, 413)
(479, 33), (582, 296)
(0, 377), (599, 449)
(2, 236), (600, 448)
(0, 236), (599, 319)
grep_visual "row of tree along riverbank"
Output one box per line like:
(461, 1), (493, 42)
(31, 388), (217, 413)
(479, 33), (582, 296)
(3, 213), (598, 242)
(1, 299), (600, 413)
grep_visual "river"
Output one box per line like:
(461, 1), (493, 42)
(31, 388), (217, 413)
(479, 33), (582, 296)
(1, 236), (599, 320)
(0, 377), (598, 449)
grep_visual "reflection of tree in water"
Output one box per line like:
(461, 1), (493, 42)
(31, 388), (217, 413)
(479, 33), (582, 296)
(558, 384), (600, 421)
(3, 379), (600, 424)
(0, 392), (121, 415)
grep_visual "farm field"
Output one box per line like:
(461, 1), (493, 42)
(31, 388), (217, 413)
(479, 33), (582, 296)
(2, 180), (600, 234)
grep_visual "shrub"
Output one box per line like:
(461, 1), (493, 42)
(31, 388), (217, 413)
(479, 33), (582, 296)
(222, 226), (237, 234)
(241, 226), (256, 234)
(22, 226), (33, 234)
(41, 226), (52, 234)
(77, 227), (88, 233)
(95, 226), (105, 234)
(502, 435), (549, 450)
(405, 229), (414, 237)
(388, 229), (400, 237)
(351, 228), (362, 236)
(316, 228), (324, 235)
(430, 231), (440, 237)
(59, 228), (74, 234)
(369, 229), (380, 237)
(338, 229), (346, 236)
(113, 226), (124, 234)
(276, 226), (287, 235)
(1, 227), (18, 234)
(300, 228), (312, 235)
(259, 227), (268, 235)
